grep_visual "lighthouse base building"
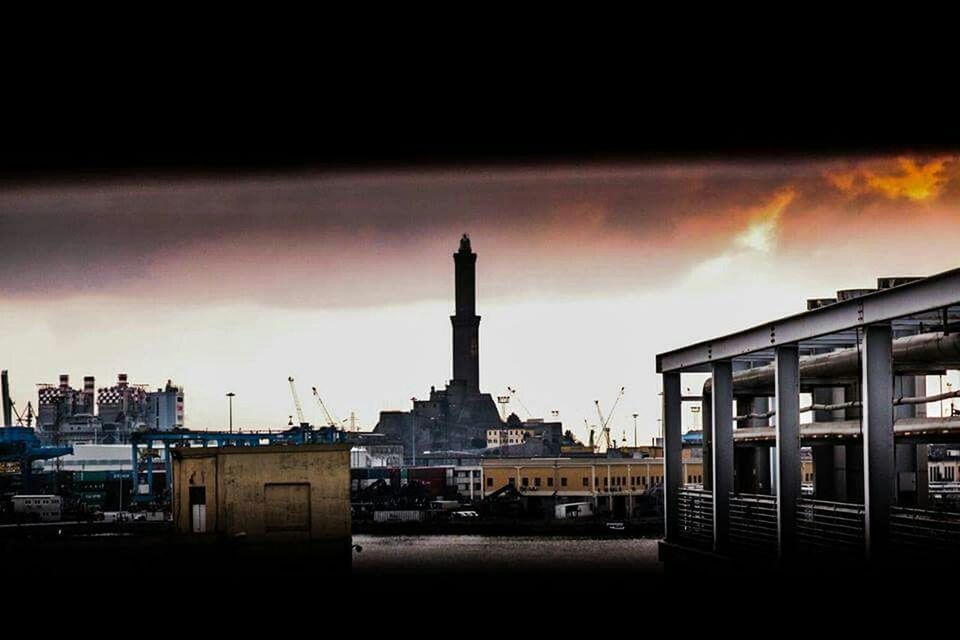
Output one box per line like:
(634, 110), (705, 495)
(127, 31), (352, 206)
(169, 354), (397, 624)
(374, 235), (502, 456)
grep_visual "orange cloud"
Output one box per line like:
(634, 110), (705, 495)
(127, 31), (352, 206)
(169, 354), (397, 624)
(826, 156), (953, 202)
(734, 187), (796, 252)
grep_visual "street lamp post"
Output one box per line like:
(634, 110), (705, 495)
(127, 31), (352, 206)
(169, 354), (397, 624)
(226, 392), (235, 434)
(632, 412), (638, 448)
(410, 397), (417, 467)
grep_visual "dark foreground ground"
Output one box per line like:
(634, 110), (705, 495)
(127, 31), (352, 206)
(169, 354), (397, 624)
(2, 522), (957, 618)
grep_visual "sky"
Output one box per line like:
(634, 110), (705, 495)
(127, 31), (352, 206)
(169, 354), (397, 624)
(2, 154), (960, 444)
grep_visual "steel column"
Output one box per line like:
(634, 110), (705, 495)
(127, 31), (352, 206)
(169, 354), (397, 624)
(663, 372), (683, 543)
(894, 375), (918, 505)
(130, 442), (137, 493)
(775, 345), (800, 559)
(701, 388), (713, 491)
(915, 375), (930, 507)
(862, 323), (895, 560)
(164, 443), (173, 494)
(711, 361), (733, 553)
(812, 387), (842, 499)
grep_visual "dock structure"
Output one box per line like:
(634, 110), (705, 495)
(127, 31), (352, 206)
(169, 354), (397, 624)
(656, 270), (960, 567)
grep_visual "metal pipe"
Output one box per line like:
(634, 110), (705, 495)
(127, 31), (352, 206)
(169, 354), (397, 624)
(734, 415), (960, 443)
(733, 389), (960, 421)
(705, 331), (960, 395)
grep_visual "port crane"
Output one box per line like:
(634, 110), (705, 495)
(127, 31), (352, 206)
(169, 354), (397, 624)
(10, 400), (35, 427)
(506, 387), (532, 419)
(594, 386), (625, 454)
(288, 377), (308, 427)
(311, 386), (341, 429)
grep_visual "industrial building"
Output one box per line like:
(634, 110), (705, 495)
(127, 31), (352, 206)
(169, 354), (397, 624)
(34, 373), (184, 445)
(481, 456), (678, 518)
(172, 443), (351, 539)
(144, 380), (184, 431)
(37, 375), (97, 442)
(374, 235), (513, 454)
(486, 413), (563, 454)
(657, 270), (960, 567)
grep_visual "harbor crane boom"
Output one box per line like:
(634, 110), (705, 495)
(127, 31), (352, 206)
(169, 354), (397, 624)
(288, 377), (307, 426)
(593, 386), (625, 453)
(506, 386), (533, 418)
(10, 400), (35, 427)
(311, 386), (340, 428)
(594, 400), (612, 453)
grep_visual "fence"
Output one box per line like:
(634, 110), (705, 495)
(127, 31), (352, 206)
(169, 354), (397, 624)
(677, 488), (713, 548)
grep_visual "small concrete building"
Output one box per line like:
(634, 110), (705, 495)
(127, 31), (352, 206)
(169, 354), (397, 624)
(171, 444), (351, 540)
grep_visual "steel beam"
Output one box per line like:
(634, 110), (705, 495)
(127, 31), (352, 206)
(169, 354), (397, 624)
(657, 268), (960, 372)
(775, 345), (800, 559)
(711, 361), (733, 553)
(663, 372), (683, 543)
(863, 324), (895, 560)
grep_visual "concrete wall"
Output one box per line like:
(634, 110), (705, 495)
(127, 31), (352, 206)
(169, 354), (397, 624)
(173, 444), (351, 540)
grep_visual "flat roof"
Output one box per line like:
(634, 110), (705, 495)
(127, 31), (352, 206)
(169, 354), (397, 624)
(481, 457), (665, 467)
(171, 443), (352, 459)
(656, 267), (960, 373)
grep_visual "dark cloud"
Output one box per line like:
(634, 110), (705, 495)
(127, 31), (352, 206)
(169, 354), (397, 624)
(1, 157), (957, 308)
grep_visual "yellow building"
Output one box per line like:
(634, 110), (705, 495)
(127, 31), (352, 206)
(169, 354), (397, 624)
(481, 453), (815, 514)
(171, 444), (351, 540)
(481, 456), (703, 517)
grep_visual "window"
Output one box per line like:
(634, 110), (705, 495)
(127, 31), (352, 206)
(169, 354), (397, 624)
(562, 477), (568, 487)
(522, 477), (529, 487)
(508, 477), (515, 485)
(534, 477), (541, 487)
(486, 477), (493, 487)
(583, 477), (589, 487)
(547, 477), (554, 487)
(630, 476), (635, 486)
(642, 476), (647, 486)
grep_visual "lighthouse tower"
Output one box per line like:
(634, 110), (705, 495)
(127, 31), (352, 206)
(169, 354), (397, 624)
(451, 233), (481, 392)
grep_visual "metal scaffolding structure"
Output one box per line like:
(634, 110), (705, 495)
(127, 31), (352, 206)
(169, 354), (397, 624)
(657, 268), (960, 564)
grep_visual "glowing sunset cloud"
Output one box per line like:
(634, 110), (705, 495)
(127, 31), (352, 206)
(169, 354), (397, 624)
(734, 187), (796, 253)
(826, 156), (953, 202)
